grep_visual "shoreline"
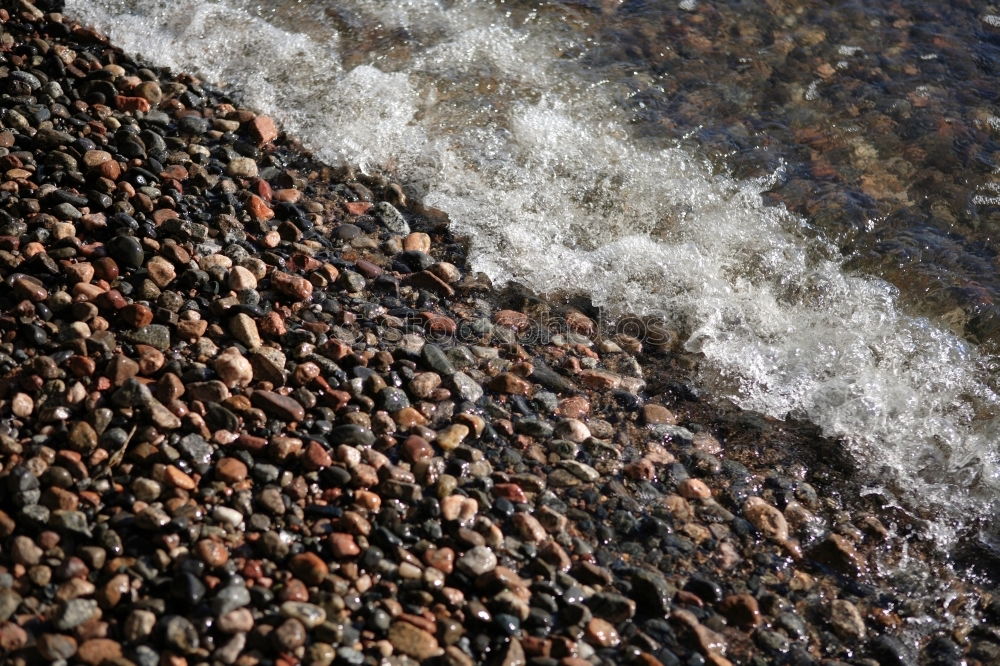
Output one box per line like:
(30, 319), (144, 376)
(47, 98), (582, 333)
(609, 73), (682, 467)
(0, 2), (996, 665)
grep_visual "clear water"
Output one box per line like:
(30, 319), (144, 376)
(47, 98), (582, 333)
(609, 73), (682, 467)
(67, 0), (1000, 556)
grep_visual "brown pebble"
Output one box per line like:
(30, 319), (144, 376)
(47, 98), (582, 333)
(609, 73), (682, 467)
(12, 392), (34, 417)
(328, 533), (360, 559)
(388, 620), (441, 660)
(641, 403), (678, 425)
(488, 372), (533, 395)
(719, 594), (761, 629)
(586, 618), (621, 647)
(744, 498), (790, 542)
(678, 478), (712, 500)
(302, 440), (333, 470)
(250, 115), (279, 145)
(76, 638), (123, 665)
(163, 465), (196, 491)
(402, 435), (434, 462)
(215, 457), (248, 483)
(250, 389), (305, 422)
(289, 551), (328, 585)
(120, 303), (153, 328)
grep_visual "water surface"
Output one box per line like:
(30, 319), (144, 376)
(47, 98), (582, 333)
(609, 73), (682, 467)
(67, 0), (1000, 557)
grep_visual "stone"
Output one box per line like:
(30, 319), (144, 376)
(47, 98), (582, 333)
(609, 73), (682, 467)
(280, 601), (326, 628)
(678, 478), (712, 499)
(436, 424), (470, 451)
(55, 598), (99, 630)
(744, 497), (789, 542)
(720, 594), (761, 629)
(228, 265), (258, 290)
(274, 618), (307, 650)
(251, 389), (305, 422)
(217, 608), (254, 633)
(329, 533), (360, 558)
(229, 313), (262, 349)
(227, 156), (259, 178)
(76, 638), (122, 665)
(38, 633), (78, 660)
(165, 615), (199, 653)
(642, 403), (678, 425)
(388, 621), (441, 660)
(457, 546), (497, 576)
(214, 347), (254, 387)
(126, 324), (171, 350)
(13, 274), (46, 301)
(216, 457), (248, 483)
(290, 552), (328, 585)
(11, 393), (33, 417)
(146, 255), (176, 287)
(830, 599), (866, 639)
(586, 618), (620, 648)
(271, 270), (312, 300)
(811, 534), (866, 576)
(250, 115), (279, 144)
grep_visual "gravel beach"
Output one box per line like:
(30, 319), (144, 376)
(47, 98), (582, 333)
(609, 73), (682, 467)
(0, 2), (998, 665)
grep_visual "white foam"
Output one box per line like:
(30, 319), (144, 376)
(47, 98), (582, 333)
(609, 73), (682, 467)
(68, 0), (1000, 549)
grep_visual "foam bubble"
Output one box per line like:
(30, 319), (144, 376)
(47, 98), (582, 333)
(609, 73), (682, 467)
(69, 0), (1000, 548)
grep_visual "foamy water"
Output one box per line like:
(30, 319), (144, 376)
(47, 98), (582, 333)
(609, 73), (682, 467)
(69, 0), (1000, 551)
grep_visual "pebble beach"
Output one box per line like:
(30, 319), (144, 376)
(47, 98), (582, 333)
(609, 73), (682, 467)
(1, 1), (999, 666)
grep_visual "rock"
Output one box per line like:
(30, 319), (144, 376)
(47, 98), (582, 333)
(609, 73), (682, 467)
(229, 313), (262, 349)
(215, 457), (248, 483)
(126, 324), (171, 350)
(146, 255), (176, 286)
(227, 156), (259, 178)
(373, 202), (409, 234)
(251, 389), (305, 421)
(289, 552), (328, 585)
(632, 569), (673, 616)
(214, 347), (254, 387)
(720, 594), (761, 629)
(107, 234), (144, 268)
(0, 590), (21, 622)
(280, 601), (326, 628)
(271, 270), (312, 301)
(37, 633), (78, 661)
(13, 274), (46, 301)
(642, 403), (678, 425)
(829, 599), (866, 639)
(164, 615), (199, 653)
(228, 265), (258, 290)
(76, 638), (123, 665)
(329, 533), (360, 558)
(678, 478), (712, 499)
(124, 609), (157, 641)
(56, 598), (100, 630)
(217, 608), (254, 633)
(388, 621), (441, 660)
(451, 371), (483, 402)
(744, 497), (789, 542)
(811, 533), (866, 575)
(250, 115), (279, 144)
(457, 546), (497, 576)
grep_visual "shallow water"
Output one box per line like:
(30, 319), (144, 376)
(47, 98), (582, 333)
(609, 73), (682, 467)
(66, 0), (1000, 556)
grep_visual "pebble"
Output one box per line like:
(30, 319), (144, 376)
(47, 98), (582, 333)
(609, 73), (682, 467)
(388, 621), (441, 660)
(0, 8), (983, 666)
(229, 313), (262, 349)
(214, 347), (254, 387)
(251, 389), (305, 421)
(830, 599), (866, 639)
(280, 601), (327, 628)
(457, 546), (498, 576)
